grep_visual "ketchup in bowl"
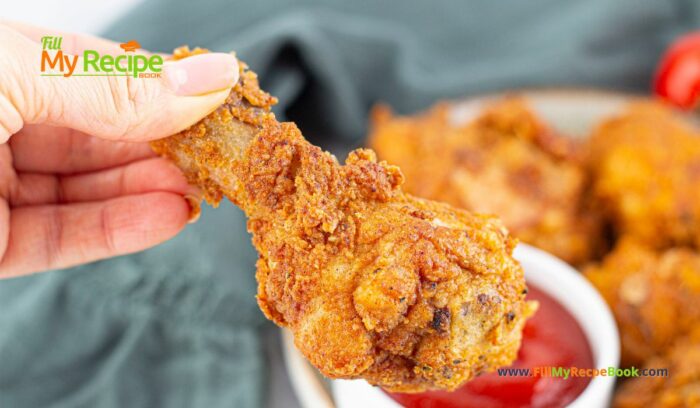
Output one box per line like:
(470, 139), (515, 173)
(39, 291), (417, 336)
(387, 285), (594, 408)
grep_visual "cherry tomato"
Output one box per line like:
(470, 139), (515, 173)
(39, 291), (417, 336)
(654, 32), (700, 109)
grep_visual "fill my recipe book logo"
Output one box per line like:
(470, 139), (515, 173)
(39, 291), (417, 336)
(498, 366), (669, 379)
(40, 36), (163, 78)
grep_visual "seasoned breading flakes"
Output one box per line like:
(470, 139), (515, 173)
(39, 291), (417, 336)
(151, 47), (535, 392)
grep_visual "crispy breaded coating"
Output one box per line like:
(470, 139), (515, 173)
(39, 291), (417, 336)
(588, 103), (700, 249)
(368, 99), (603, 265)
(613, 330), (700, 408)
(584, 238), (700, 367)
(151, 47), (535, 392)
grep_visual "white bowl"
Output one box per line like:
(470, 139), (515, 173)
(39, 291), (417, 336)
(282, 89), (627, 408)
(330, 244), (620, 408)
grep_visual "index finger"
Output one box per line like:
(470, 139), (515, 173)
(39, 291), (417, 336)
(10, 125), (155, 174)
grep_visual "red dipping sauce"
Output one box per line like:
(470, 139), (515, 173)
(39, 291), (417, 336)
(387, 286), (593, 408)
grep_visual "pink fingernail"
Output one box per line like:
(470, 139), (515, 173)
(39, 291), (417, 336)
(184, 194), (202, 224)
(164, 53), (239, 96)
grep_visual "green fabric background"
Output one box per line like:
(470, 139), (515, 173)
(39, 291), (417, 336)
(1, 1), (699, 407)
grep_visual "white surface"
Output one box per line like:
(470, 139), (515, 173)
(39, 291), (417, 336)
(2, 0), (141, 34)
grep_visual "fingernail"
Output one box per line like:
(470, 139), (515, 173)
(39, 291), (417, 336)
(164, 53), (239, 96)
(184, 194), (202, 224)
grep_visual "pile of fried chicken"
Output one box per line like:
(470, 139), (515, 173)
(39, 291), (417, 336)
(152, 48), (535, 392)
(369, 99), (602, 266)
(369, 99), (700, 406)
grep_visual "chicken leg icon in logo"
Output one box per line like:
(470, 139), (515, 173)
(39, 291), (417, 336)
(119, 40), (141, 52)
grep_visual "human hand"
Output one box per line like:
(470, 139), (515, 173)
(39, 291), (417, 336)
(0, 21), (239, 278)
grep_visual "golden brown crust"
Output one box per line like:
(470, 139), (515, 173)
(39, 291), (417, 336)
(584, 238), (700, 367)
(242, 123), (534, 391)
(368, 98), (604, 266)
(613, 330), (700, 408)
(150, 47), (534, 392)
(588, 102), (700, 249)
(576, 103), (700, 405)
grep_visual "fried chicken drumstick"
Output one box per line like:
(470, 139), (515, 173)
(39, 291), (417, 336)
(151, 47), (534, 392)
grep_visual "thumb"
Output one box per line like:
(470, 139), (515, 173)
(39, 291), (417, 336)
(0, 25), (238, 143)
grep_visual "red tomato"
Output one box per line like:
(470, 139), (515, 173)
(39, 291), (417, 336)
(654, 32), (700, 109)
